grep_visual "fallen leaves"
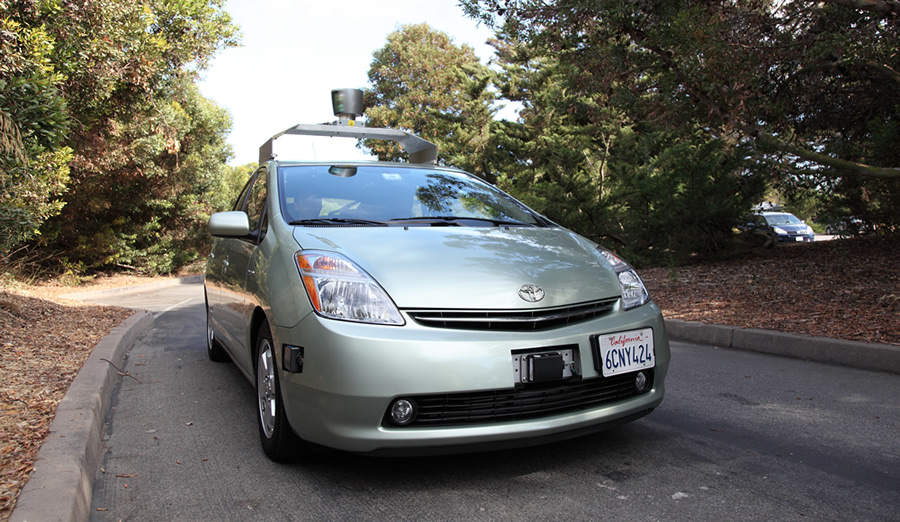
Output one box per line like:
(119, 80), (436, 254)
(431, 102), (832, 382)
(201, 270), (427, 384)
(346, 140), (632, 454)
(0, 289), (132, 521)
(641, 236), (899, 346)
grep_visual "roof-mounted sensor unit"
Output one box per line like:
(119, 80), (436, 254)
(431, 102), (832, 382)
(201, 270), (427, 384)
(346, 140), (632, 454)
(259, 89), (438, 165)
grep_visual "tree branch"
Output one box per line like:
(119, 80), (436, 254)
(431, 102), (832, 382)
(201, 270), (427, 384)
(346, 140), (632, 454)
(753, 130), (900, 178)
(621, 22), (900, 179)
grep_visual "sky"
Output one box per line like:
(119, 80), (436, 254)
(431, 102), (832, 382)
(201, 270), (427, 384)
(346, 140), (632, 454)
(197, 0), (502, 166)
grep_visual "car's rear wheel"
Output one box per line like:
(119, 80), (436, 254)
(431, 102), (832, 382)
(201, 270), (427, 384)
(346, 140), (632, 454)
(255, 321), (303, 461)
(205, 291), (228, 362)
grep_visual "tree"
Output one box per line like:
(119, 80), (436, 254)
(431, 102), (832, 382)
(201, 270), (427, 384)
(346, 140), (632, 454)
(365, 24), (497, 179)
(464, 0), (899, 176)
(0, 0), (240, 272)
(487, 34), (764, 264)
(0, 11), (71, 253)
(462, 0), (899, 232)
(41, 78), (236, 273)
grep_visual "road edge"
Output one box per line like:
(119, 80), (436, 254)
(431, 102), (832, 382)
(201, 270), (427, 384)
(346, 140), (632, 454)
(58, 274), (204, 301)
(11, 310), (154, 522)
(665, 319), (900, 374)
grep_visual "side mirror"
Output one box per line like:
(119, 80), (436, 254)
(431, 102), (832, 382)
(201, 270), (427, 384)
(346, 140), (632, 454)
(208, 211), (251, 237)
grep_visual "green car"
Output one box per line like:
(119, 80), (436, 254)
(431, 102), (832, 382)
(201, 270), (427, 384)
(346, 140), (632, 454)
(204, 90), (669, 461)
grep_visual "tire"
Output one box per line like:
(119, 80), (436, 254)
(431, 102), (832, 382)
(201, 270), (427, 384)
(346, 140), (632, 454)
(205, 291), (228, 362)
(255, 321), (303, 461)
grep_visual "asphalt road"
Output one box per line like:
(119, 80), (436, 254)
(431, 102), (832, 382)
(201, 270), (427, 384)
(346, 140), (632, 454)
(86, 282), (900, 521)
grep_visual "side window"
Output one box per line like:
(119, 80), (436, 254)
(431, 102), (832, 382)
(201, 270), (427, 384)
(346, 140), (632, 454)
(244, 170), (268, 241)
(233, 175), (254, 211)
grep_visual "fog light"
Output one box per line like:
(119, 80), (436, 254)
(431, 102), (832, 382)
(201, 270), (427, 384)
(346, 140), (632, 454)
(634, 371), (649, 392)
(389, 398), (416, 426)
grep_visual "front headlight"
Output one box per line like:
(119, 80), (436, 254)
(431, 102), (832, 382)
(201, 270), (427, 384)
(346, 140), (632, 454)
(597, 248), (651, 310)
(295, 251), (404, 325)
(773, 226), (788, 235)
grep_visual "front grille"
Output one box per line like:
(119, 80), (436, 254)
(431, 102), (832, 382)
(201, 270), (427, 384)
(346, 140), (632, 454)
(386, 370), (653, 428)
(406, 298), (619, 331)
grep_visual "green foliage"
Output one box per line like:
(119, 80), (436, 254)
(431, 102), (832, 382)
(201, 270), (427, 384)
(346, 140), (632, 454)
(209, 162), (255, 212)
(1, 0), (240, 273)
(483, 36), (764, 265)
(0, 13), (71, 253)
(462, 0), (899, 238)
(42, 79), (235, 273)
(365, 24), (497, 179)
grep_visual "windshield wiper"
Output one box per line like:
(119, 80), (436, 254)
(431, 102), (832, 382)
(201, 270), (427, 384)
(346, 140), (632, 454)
(289, 218), (388, 226)
(389, 216), (535, 227)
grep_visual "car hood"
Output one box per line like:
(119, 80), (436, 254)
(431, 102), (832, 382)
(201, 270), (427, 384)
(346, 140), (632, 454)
(774, 223), (809, 232)
(292, 226), (621, 309)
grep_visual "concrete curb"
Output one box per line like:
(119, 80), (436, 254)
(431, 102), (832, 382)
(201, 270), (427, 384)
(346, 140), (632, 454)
(665, 319), (900, 375)
(12, 310), (154, 522)
(59, 274), (204, 301)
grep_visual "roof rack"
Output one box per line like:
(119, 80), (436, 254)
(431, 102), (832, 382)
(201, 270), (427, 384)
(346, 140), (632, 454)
(258, 89), (438, 165)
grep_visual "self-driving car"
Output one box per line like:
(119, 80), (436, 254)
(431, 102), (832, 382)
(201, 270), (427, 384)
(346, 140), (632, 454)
(204, 89), (669, 461)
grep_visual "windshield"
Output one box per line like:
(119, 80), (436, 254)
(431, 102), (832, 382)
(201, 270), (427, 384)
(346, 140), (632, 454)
(763, 213), (803, 226)
(278, 165), (542, 226)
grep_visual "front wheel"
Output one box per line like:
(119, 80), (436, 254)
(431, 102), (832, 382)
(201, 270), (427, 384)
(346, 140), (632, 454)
(255, 321), (303, 461)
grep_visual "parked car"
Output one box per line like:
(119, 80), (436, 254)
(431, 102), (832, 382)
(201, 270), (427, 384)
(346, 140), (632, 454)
(824, 217), (872, 237)
(742, 211), (815, 243)
(204, 89), (669, 461)
(763, 212), (815, 242)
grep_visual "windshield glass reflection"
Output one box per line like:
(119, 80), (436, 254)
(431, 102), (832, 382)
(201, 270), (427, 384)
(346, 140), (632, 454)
(278, 166), (542, 226)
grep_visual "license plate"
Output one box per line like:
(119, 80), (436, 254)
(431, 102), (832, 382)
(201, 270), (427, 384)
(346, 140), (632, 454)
(594, 328), (655, 377)
(795, 236), (803, 242)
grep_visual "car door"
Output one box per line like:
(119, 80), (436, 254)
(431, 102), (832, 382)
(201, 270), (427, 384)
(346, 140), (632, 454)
(206, 173), (255, 336)
(212, 168), (268, 372)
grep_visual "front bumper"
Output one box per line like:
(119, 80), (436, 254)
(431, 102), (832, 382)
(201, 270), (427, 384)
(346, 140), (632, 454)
(272, 302), (670, 454)
(777, 232), (816, 243)
(776, 232), (815, 242)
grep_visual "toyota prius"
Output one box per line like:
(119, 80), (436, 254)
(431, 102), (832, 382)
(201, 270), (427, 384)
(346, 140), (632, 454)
(204, 89), (669, 461)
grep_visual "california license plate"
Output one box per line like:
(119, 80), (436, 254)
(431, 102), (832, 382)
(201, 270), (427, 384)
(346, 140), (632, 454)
(593, 328), (655, 377)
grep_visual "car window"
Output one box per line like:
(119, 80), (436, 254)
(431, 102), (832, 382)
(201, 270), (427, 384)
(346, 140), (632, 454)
(232, 175), (254, 211)
(764, 213), (801, 226)
(278, 165), (540, 225)
(245, 170), (268, 239)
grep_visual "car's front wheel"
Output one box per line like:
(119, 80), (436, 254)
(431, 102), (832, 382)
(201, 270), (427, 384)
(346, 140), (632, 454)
(255, 321), (303, 461)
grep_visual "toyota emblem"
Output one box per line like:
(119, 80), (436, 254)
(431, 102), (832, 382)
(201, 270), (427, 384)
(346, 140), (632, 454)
(518, 283), (545, 303)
